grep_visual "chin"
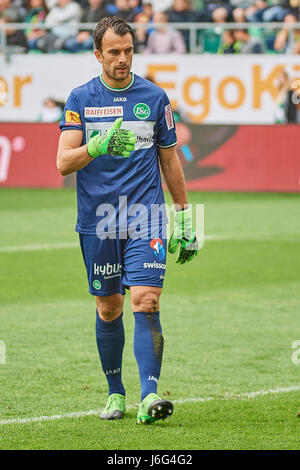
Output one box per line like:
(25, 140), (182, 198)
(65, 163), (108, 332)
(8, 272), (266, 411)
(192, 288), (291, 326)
(115, 70), (129, 79)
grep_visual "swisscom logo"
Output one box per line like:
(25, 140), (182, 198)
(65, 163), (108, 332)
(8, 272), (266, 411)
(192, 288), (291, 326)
(150, 238), (165, 261)
(133, 103), (150, 120)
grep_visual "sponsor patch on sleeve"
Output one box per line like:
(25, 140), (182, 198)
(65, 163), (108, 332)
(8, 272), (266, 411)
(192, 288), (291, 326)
(165, 104), (174, 130)
(65, 110), (82, 125)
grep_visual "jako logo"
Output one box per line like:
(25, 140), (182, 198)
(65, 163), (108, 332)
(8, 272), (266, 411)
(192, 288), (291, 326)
(150, 238), (165, 261)
(105, 368), (121, 375)
(147, 375), (159, 384)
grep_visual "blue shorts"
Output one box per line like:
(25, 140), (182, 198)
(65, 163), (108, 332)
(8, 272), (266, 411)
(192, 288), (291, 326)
(79, 229), (167, 296)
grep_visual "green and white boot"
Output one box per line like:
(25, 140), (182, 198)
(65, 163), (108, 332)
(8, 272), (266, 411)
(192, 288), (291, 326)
(99, 393), (126, 420)
(137, 393), (173, 424)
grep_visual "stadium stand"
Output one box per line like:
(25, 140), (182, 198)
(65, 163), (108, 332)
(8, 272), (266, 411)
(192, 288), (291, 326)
(1, 0), (300, 53)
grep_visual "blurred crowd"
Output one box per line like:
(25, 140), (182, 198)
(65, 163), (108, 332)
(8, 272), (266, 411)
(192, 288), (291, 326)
(274, 69), (300, 122)
(1, 0), (300, 53)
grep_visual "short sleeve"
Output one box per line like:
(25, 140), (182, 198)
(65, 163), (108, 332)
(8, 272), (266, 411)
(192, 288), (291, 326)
(59, 91), (83, 132)
(156, 91), (177, 149)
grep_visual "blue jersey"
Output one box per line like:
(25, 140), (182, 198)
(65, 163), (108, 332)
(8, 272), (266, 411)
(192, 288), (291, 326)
(59, 73), (177, 236)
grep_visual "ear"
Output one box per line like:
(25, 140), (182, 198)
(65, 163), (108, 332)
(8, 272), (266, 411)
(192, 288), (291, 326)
(94, 49), (103, 64)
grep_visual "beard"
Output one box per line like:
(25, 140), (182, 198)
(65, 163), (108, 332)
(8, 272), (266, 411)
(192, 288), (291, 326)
(104, 65), (131, 82)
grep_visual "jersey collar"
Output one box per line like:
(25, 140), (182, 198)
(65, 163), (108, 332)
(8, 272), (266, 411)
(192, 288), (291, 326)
(100, 72), (135, 92)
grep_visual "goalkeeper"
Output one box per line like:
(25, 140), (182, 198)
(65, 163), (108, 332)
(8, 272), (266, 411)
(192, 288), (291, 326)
(57, 16), (199, 425)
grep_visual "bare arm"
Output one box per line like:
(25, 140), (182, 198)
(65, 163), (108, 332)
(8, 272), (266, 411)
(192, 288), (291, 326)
(57, 129), (93, 176)
(158, 145), (188, 209)
(274, 29), (288, 51)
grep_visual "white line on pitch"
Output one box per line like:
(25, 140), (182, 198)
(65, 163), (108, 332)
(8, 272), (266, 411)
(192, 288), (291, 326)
(0, 242), (79, 253)
(224, 385), (300, 399)
(0, 385), (299, 426)
(0, 234), (295, 253)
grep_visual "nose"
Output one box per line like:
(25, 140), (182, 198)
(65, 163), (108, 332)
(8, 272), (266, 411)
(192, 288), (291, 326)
(118, 52), (127, 64)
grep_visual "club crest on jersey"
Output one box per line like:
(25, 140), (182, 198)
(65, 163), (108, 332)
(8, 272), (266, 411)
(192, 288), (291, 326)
(133, 103), (150, 120)
(84, 106), (123, 118)
(92, 280), (101, 290)
(150, 238), (165, 261)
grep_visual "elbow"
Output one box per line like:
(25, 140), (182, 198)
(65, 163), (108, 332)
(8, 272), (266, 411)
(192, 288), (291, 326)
(57, 166), (69, 177)
(58, 168), (68, 177)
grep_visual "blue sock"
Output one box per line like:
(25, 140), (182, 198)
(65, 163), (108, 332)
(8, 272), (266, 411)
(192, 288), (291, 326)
(95, 311), (125, 397)
(133, 311), (164, 401)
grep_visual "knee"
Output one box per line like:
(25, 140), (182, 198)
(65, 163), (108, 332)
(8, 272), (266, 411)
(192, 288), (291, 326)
(96, 295), (123, 322)
(131, 289), (160, 313)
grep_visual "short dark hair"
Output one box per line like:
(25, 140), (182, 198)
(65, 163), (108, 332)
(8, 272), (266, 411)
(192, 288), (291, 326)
(93, 16), (135, 51)
(235, 28), (249, 35)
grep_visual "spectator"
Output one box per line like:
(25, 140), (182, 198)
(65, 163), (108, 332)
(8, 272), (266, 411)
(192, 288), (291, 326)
(233, 5), (267, 50)
(134, 12), (150, 52)
(36, 0), (81, 52)
(140, 1), (154, 35)
(218, 29), (238, 53)
(75, 0), (90, 8)
(106, 0), (136, 22)
(144, 10), (186, 53)
(0, 0), (21, 21)
(244, 0), (268, 22)
(203, 0), (232, 17)
(64, 0), (110, 52)
(128, 0), (142, 17)
(38, 97), (64, 121)
(145, 0), (173, 12)
(274, 69), (290, 123)
(284, 79), (300, 123)
(141, 0), (153, 19)
(261, 1), (289, 23)
(199, 6), (229, 54)
(24, 0), (48, 51)
(289, 0), (300, 19)
(167, 0), (207, 50)
(212, 5), (229, 22)
(243, 0), (288, 23)
(232, 6), (246, 22)
(1, 8), (28, 50)
(45, 0), (58, 9)
(274, 13), (300, 53)
(168, 0), (207, 22)
(234, 28), (263, 52)
(13, 0), (26, 19)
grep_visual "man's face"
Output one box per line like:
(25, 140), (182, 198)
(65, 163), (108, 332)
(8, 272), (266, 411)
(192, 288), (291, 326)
(174, 0), (188, 12)
(153, 12), (167, 24)
(88, 0), (102, 7)
(234, 30), (246, 42)
(116, 0), (128, 10)
(95, 29), (134, 83)
(0, 0), (11, 12)
(58, 0), (71, 7)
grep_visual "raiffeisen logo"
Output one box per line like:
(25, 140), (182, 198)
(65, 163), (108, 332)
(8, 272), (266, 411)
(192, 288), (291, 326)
(150, 238), (165, 261)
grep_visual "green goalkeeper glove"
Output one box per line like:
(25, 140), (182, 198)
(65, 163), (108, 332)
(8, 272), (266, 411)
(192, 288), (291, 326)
(168, 207), (199, 264)
(87, 117), (136, 158)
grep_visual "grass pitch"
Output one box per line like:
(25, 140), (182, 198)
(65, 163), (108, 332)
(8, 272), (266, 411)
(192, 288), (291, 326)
(0, 189), (299, 450)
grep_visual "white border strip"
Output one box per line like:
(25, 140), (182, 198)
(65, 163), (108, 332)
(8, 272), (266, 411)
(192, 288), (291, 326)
(1, 385), (299, 426)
